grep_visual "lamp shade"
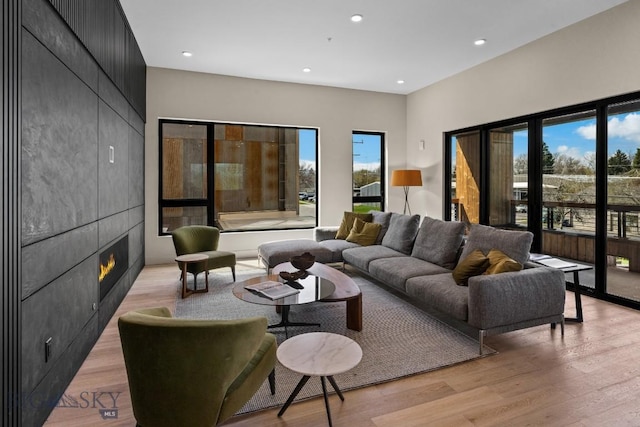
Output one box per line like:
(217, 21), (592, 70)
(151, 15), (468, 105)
(390, 169), (422, 187)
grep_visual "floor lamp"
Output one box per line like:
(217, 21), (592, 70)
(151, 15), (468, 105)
(391, 169), (422, 215)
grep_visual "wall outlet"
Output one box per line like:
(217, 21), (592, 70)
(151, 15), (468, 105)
(45, 337), (52, 363)
(109, 145), (115, 163)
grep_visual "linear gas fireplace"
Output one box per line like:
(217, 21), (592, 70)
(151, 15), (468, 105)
(99, 235), (128, 301)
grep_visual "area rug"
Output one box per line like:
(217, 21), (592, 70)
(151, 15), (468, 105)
(174, 268), (495, 414)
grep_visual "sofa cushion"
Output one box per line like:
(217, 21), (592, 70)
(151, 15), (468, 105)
(452, 249), (490, 285)
(406, 273), (469, 321)
(335, 212), (373, 239)
(411, 217), (465, 269)
(485, 249), (523, 275)
(342, 245), (405, 271)
(318, 239), (361, 263)
(346, 218), (382, 246)
(257, 239), (333, 269)
(459, 224), (533, 266)
(380, 213), (420, 254)
(368, 257), (451, 292)
(371, 211), (393, 244)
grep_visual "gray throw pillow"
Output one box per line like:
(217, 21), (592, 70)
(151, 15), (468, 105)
(381, 213), (421, 254)
(459, 223), (533, 266)
(411, 217), (465, 269)
(371, 211), (393, 244)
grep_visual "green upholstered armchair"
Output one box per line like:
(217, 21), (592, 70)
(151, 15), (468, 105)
(171, 225), (236, 287)
(118, 307), (277, 427)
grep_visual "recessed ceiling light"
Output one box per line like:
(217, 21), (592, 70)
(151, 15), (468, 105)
(351, 14), (363, 23)
(474, 39), (486, 46)
(182, 51), (193, 57)
(303, 67), (311, 73)
(397, 80), (405, 85)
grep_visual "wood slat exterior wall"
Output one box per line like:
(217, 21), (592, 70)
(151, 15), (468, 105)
(455, 132), (481, 224)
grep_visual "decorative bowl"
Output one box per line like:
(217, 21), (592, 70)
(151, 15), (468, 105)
(278, 270), (308, 282)
(290, 252), (315, 271)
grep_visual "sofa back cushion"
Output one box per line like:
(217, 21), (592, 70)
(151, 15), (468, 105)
(381, 213), (420, 254)
(411, 217), (465, 269)
(371, 211), (393, 244)
(459, 224), (533, 266)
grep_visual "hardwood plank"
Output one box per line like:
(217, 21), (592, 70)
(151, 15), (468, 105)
(45, 260), (640, 427)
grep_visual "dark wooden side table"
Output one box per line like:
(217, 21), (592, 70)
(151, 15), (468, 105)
(532, 255), (593, 323)
(175, 253), (209, 298)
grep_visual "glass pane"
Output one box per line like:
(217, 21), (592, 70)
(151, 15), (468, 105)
(606, 100), (640, 301)
(488, 123), (528, 228)
(541, 111), (596, 289)
(452, 131), (480, 224)
(212, 124), (317, 232)
(352, 133), (382, 209)
(161, 206), (207, 233)
(161, 123), (207, 200)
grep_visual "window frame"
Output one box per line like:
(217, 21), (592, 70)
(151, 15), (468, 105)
(158, 118), (319, 235)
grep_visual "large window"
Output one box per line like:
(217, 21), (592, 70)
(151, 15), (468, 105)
(352, 131), (385, 212)
(159, 120), (317, 234)
(444, 90), (640, 310)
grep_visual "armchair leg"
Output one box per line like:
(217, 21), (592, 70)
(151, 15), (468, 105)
(268, 369), (276, 395)
(231, 266), (236, 281)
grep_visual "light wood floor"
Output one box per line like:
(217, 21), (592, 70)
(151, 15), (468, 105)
(45, 260), (640, 426)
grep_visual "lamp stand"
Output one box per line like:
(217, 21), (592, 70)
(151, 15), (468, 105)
(403, 186), (411, 215)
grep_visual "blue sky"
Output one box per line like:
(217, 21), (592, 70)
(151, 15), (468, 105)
(514, 112), (640, 161)
(299, 129), (382, 171)
(302, 112), (640, 171)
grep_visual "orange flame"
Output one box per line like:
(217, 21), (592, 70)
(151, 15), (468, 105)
(99, 253), (116, 282)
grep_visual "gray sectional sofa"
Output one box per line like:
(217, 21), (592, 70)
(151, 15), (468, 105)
(258, 212), (566, 353)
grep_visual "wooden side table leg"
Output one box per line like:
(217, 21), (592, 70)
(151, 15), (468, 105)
(346, 294), (363, 331)
(181, 264), (188, 299)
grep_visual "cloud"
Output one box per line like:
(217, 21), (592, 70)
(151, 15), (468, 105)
(299, 159), (316, 170)
(577, 113), (640, 143)
(353, 162), (380, 171)
(557, 145), (569, 153)
(609, 113), (640, 143)
(576, 124), (596, 140)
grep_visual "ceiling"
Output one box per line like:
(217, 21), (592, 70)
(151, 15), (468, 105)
(119, 0), (627, 95)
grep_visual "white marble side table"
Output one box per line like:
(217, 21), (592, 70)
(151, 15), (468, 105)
(277, 332), (362, 427)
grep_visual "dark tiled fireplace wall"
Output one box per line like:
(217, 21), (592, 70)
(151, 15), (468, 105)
(14, 0), (146, 425)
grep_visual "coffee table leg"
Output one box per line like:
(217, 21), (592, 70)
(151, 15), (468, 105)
(327, 375), (344, 401)
(278, 375), (310, 417)
(321, 376), (333, 427)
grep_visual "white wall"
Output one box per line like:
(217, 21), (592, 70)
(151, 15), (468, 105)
(407, 0), (640, 219)
(145, 69), (407, 264)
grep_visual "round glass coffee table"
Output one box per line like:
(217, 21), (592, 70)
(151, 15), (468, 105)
(277, 332), (362, 427)
(232, 273), (335, 336)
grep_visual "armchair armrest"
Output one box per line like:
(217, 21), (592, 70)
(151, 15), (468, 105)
(314, 226), (339, 242)
(467, 267), (565, 330)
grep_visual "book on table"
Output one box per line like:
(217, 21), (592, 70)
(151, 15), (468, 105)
(535, 257), (577, 269)
(244, 281), (300, 300)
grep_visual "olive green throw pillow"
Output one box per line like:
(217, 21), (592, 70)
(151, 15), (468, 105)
(485, 249), (523, 275)
(452, 249), (490, 285)
(346, 218), (382, 246)
(335, 212), (373, 240)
